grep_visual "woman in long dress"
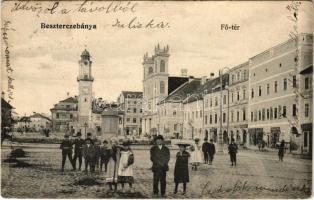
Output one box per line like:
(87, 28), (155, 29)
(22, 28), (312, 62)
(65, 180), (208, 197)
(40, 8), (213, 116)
(117, 141), (134, 191)
(189, 138), (203, 171)
(105, 139), (120, 191)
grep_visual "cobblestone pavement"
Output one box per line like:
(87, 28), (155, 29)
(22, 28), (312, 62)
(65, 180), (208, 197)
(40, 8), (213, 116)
(1, 147), (311, 199)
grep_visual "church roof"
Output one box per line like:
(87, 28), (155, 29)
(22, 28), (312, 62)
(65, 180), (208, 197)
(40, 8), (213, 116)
(159, 79), (201, 104)
(168, 76), (189, 94)
(183, 74), (229, 104)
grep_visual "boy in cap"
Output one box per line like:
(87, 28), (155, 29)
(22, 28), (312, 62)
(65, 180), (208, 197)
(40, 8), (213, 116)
(60, 134), (75, 172)
(73, 132), (85, 171)
(174, 143), (190, 195)
(100, 140), (111, 172)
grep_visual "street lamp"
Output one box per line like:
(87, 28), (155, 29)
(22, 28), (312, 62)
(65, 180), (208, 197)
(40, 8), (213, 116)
(84, 122), (88, 139)
(218, 67), (230, 153)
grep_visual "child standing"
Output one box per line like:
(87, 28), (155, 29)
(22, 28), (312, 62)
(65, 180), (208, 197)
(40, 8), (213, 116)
(174, 143), (190, 195)
(189, 138), (202, 171)
(117, 141), (134, 192)
(100, 140), (111, 172)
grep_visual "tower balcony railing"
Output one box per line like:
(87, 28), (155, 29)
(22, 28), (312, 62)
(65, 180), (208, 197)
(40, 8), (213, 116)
(77, 75), (94, 81)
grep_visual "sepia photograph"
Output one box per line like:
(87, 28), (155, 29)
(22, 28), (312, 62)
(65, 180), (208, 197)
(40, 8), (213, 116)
(1, 0), (313, 199)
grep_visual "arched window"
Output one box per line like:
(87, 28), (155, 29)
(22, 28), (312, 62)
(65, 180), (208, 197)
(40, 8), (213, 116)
(148, 67), (153, 74)
(160, 60), (165, 72)
(160, 81), (165, 94)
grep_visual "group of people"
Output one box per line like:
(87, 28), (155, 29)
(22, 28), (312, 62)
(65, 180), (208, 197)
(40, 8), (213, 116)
(60, 132), (135, 191)
(60, 132), (241, 196)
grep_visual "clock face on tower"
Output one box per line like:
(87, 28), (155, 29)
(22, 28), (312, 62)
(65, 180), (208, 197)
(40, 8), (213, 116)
(82, 86), (89, 95)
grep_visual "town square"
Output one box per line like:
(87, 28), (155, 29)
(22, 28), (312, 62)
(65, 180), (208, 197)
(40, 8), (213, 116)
(1, 1), (313, 199)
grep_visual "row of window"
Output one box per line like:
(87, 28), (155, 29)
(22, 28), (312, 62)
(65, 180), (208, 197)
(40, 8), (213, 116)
(125, 118), (141, 124)
(250, 103), (310, 122)
(184, 110), (203, 120)
(230, 70), (248, 85)
(205, 89), (247, 108)
(148, 60), (166, 74)
(126, 108), (143, 113)
(204, 109), (246, 125)
(56, 113), (74, 119)
(251, 76), (311, 98)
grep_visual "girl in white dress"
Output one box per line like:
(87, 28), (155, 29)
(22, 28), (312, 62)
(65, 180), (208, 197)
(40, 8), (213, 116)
(189, 138), (203, 171)
(117, 141), (134, 191)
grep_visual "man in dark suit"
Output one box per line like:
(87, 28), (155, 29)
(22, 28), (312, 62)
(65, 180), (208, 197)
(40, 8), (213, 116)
(150, 135), (170, 197)
(228, 138), (238, 166)
(72, 132), (85, 171)
(202, 138), (210, 164)
(60, 134), (75, 172)
(208, 139), (216, 164)
(83, 138), (97, 173)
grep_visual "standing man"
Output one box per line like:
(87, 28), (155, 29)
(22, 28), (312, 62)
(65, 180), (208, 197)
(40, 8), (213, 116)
(60, 134), (75, 172)
(150, 135), (170, 197)
(83, 138), (97, 173)
(202, 138), (210, 164)
(208, 139), (216, 165)
(228, 138), (238, 166)
(73, 132), (85, 171)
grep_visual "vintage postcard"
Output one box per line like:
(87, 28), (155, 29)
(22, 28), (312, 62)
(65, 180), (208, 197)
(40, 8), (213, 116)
(1, 0), (313, 199)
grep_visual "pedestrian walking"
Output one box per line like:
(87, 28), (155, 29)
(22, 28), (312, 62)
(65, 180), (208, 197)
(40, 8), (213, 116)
(105, 138), (120, 191)
(190, 138), (202, 171)
(117, 141), (134, 192)
(83, 138), (97, 173)
(201, 138), (210, 164)
(150, 135), (170, 197)
(60, 134), (75, 172)
(100, 140), (111, 172)
(174, 143), (190, 195)
(278, 140), (285, 162)
(73, 132), (85, 171)
(208, 139), (216, 165)
(228, 138), (238, 166)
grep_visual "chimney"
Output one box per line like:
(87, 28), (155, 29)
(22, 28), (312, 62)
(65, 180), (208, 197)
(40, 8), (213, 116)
(208, 73), (215, 80)
(181, 68), (188, 77)
(201, 76), (207, 85)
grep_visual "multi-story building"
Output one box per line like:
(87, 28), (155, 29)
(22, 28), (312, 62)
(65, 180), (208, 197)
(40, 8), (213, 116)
(248, 33), (313, 150)
(297, 34), (313, 155)
(158, 78), (200, 139)
(117, 91), (143, 136)
(203, 74), (229, 143)
(28, 113), (51, 132)
(50, 96), (78, 132)
(228, 62), (249, 145)
(141, 45), (188, 136)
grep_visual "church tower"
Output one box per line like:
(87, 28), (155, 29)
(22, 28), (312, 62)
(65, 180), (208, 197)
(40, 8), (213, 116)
(142, 44), (170, 135)
(78, 49), (94, 127)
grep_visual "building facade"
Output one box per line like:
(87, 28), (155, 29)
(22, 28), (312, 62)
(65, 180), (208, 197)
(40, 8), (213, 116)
(228, 62), (249, 146)
(50, 96), (78, 132)
(141, 45), (189, 136)
(248, 33), (313, 151)
(117, 91), (143, 136)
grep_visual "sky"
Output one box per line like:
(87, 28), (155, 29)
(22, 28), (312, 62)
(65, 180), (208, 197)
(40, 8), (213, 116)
(1, 1), (313, 116)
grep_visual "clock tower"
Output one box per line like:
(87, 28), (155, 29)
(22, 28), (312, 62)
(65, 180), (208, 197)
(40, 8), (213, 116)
(78, 49), (94, 127)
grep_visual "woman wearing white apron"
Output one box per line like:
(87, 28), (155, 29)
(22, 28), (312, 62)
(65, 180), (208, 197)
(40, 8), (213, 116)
(117, 141), (134, 192)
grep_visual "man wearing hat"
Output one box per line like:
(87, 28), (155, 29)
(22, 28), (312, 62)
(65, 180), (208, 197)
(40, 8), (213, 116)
(72, 131), (85, 171)
(202, 138), (210, 164)
(83, 138), (97, 173)
(60, 134), (75, 172)
(150, 135), (170, 197)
